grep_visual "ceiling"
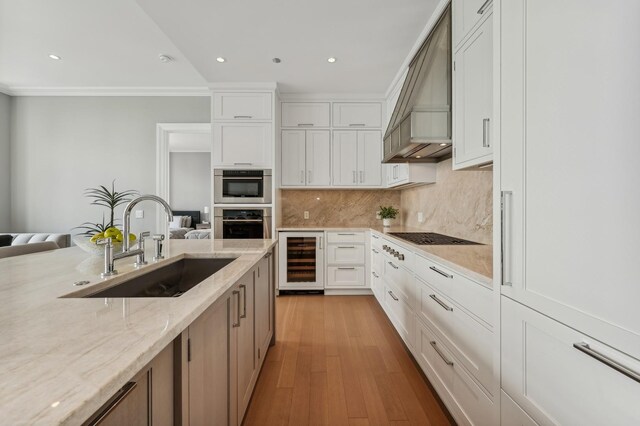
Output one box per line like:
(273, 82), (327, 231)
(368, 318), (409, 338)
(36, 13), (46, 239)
(0, 0), (440, 94)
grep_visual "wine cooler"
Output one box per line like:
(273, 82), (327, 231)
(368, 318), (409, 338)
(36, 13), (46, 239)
(278, 232), (324, 290)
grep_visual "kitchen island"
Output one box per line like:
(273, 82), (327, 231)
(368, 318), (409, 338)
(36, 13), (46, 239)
(0, 238), (277, 425)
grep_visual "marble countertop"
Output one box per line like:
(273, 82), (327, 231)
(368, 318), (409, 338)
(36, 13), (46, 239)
(278, 225), (493, 285)
(0, 239), (277, 425)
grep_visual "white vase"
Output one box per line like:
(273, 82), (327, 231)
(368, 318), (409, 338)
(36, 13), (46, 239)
(382, 218), (392, 227)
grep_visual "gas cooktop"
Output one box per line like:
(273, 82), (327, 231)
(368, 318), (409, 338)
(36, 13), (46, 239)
(389, 232), (481, 246)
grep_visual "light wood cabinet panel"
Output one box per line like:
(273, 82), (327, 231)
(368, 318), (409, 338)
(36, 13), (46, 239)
(92, 374), (149, 426)
(213, 92), (272, 121)
(255, 255), (272, 361)
(213, 122), (272, 168)
(332, 102), (382, 128)
(281, 102), (330, 127)
(236, 273), (256, 422)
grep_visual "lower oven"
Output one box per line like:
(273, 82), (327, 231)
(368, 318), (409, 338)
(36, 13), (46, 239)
(213, 208), (272, 239)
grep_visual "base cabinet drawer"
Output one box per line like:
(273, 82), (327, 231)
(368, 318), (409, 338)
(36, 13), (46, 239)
(371, 270), (383, 299)
(383, 282), (415, 349)
(326, 266), (366, 288)
(371, 247), (383, 274)
(502, 296), (640, 426)
(416, 277), (494, 394)
(327, 244), (365, 264)
(383, 259), (416, 308)
(327, 231), (366, 244)
(500, 391), (538, 426)
(415, 320), (496, 426)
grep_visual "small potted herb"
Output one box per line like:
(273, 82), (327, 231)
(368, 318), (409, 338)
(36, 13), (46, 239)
(378, 205), (399, 227)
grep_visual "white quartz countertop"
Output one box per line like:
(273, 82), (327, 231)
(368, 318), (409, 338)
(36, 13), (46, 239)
(0, 239), (277, 425)
(278, 226), (493, 285)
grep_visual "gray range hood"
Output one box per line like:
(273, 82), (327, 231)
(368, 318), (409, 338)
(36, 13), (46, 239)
(383, 6), (451, 163)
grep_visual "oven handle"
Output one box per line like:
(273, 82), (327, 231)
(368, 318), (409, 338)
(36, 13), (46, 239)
(221, 176), (263, 180)
(222, 219), (264, 223)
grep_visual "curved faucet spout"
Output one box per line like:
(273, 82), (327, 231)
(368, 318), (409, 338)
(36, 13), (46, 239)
(122, 195), (173, 252)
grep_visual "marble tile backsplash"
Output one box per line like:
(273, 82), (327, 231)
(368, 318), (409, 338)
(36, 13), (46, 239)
(280, 190), (401, 228)
(400, 159), (493, 244)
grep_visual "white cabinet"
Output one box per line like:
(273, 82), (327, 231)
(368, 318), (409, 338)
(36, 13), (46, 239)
(453, 9), (493, 169)
(281, 130), (330, 187)
(453, 0), (492, 49)
(332, 130), (382, 187)
(500, 0), (640, 360)
(501, 297), (640, 426)
(327, 266), (366, 288)
(325, 231), (367, 290)
(332, 102), (382, 128)
(281, 102), (331, 127)
(279, 232), (324, 290)
(213, 92), (272, 121)
(213, 122), (272, 168)
(386, 163), (437, 188)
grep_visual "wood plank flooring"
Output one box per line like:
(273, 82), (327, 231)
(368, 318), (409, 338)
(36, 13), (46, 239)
(243, 295), (454, 426)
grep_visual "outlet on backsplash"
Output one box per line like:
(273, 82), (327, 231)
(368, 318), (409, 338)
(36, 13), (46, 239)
(417, 212), (424, 223)
(304, 211), (309, 220)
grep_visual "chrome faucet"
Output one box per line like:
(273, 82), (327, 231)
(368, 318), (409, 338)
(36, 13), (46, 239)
(98, 195), (173, 278)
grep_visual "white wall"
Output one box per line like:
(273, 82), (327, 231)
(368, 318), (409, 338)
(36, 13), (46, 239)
(169, 152), (211, 214)
(10, 96), (210, 236)
(0, 93), (10, 230)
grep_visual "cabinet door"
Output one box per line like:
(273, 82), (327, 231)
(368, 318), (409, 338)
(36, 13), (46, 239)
(331, 131), (358, 186)
(92, 374), (149, 426)
(237, 274), (256, 422)
(453, 12), (492, 169)
(305, 130), (331, 186)
(500, 0), (640, 359)
(188, 297), (230, 425)
(357, 131), (382, 186)
(281, 102), (330, 127)
(254, 256), (272, 361)
(281, 130), (306, 186)
(332, 102), (382, 128)
(501, 297), (640, 425)
(213, 92), (272, 120)
(453, 0), (492, 48)
(213, 122), (272, 167)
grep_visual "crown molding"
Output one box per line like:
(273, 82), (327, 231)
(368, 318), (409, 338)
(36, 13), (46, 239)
(6, 86), (211, 97)
(208, 82), (278, 91)
(278, 92), (385, 101)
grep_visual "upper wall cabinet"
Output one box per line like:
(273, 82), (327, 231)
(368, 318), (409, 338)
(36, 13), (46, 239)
(213, 92), (272, 121)
(452, 7), (493, 169)
(213, 122), (272, 168)
(281, 102), (331, 128)
(453, 0), (492, 49)
(332, 102), (383, 128)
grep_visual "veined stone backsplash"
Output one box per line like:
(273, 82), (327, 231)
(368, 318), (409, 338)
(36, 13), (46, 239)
(401, 159), (493, 244)
(280, 190), (401, 227)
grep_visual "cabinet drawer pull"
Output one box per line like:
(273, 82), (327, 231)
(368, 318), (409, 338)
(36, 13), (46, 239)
(297, 123), (314, 127)
(88, 381), (138, 425)
(233, 162), (253, 166)
(348, 123), (366, 127)
(430, 341), (454, 366)
(477, 0), (491, 14)
(233, 115), (253, 119)
(239, 284), (247, 319)
(359, 171), (364, 183)
(372, 272), (379, 278)
(338, 267), (356, 270)
(337, 233), (356, 235)
(429, 294), (454, 312)
(388, 261), (399, 270)
(501, 191), (513, 286)
(372, 248), (379, 254)
(429, 266), (453, 279)
(482, 118), (490, 147)
(308, 170), (312, 184)
(232, 290), (241, 327)
(372, 234), (379, 239)
(338, 246), (356, 249)
(388, 290), (399, 301)
(573, 342), (640, 384)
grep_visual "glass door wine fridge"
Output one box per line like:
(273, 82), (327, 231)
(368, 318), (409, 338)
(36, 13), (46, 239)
(278, 231), (324, 290)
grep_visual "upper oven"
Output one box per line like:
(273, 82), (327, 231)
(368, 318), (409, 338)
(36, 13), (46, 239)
(213, 169), (272, 204)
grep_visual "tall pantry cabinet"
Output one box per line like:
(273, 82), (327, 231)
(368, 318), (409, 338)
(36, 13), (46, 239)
(498, 0), (640, 424)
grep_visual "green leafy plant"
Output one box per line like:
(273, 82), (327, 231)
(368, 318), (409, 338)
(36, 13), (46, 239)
(74, 180), (138, 236)
(378, 205), (399, 220)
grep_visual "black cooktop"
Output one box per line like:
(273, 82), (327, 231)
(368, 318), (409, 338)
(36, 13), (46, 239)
(389, 232), (481, 246)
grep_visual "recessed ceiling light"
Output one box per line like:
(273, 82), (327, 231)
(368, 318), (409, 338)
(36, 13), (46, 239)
(415, 155), (422, 158)
(439, 143), (448, 146)
(48, 54), (61, 60)
(158, 54), (173, 63)
(216, 57), (226, 63)
(327, 57), (337, 63)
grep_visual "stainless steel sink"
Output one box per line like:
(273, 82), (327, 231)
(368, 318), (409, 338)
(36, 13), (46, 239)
(82, 258), (236, 298)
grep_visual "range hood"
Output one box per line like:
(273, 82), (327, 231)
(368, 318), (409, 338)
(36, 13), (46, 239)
(383, 6), (451, 163)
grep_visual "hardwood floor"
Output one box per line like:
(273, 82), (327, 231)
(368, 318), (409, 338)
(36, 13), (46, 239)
(243, 295), (454, 426)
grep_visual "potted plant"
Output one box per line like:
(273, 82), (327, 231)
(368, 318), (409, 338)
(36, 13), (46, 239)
(378, 205), (399, 227)
(73, 180), (138, 255)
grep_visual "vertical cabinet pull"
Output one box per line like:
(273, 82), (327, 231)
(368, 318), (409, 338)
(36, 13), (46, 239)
(308, 170), (312, 184)
(352, 171), (356, 183)
(359, 171), (364, 183)
(430, 341), (454, 366)
(477, 0), (491, 14)
(318, 236), (323, 250)
(482, 118), (491, 147)
(232, 290), (241, 327)
(300, 170), (304, 184)
(239, 284), (247, 319)
(501, 191), (513, 286)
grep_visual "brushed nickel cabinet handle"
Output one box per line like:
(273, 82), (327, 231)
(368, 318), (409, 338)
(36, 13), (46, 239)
(501, 191), (513, 286)
(573, 342), (640, 384)
(300, 170), (304, 184)
(429, 266), (453, 279)
(372, 248), (379, 254)
(318, 236), (323, 250)
(349, 123), (366, 127)
(239, 284), (247, 319)
(477, 0), (491, 14)
(430, 341), (454, 366)
(388, 261), (399, 270)
(233, 162), (253, 165)
(233, 115), (253, 119)
(232, 290), (241, 327)
(359, 171), (364, 183)
(372, 272), (379, 278)
(308, 170), (312, 184)
(88, 381), (138, 425)
(338, 267), (356, 270)
(388, 290), (399, 301)
(338, 246), (356, 249)
(297, 123), (314, 127)
(482, 118), (490, 147)
(338, 233), (355, 235)
(429, 294), (454, 312)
